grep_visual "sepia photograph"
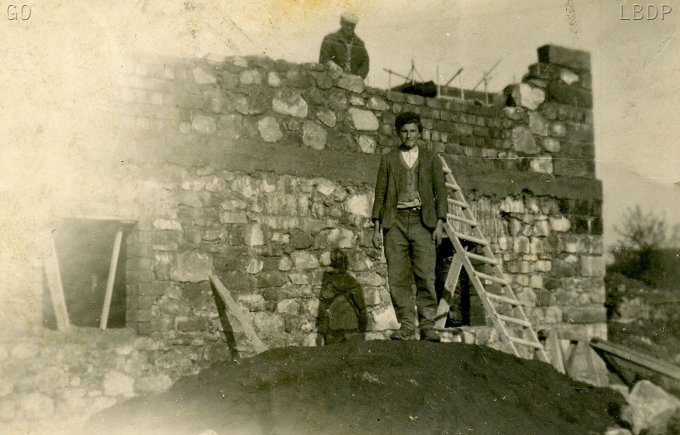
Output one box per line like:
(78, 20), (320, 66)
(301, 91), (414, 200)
(1, 0), (679, 433)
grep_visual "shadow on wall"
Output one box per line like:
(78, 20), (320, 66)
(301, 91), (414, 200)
(318, 249), (368, 344)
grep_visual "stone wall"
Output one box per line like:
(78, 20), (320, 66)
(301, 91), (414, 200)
(109, 44), (602, 345)
(0, 44), (605, 429)
(0, 329), (229, 433)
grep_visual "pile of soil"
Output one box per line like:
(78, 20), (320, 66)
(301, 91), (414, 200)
(83, 340), (625, 435)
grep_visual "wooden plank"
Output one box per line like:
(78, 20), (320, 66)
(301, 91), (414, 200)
(59, 215), (138, 225)
(547, 329), (566, 374)
(465, 251), (499, 265)
(44, 235), (70, 331)
(447, 198), (468, 208)
(447, 214), (478, 227)
(485, 292), (519, 306)
(100, 228), (123, 330)
(508, 335), (543, 349)
(435, 254), (463, 329)
(475, 271), (509, 286)
(210, 275), (267, 355)
(455, 231), (489, 246)
(590, 338), (680, 381)
(497, 314), (531, 328)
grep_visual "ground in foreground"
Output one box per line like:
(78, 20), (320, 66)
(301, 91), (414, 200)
(83, 340), (625, 435)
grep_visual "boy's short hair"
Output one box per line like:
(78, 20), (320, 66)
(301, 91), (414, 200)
(395, 111), (422, 133)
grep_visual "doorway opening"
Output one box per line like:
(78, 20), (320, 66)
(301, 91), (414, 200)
(43, 217), (133, 329)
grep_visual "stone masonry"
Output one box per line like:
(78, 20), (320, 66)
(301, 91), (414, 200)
(0, 45), (603, 430)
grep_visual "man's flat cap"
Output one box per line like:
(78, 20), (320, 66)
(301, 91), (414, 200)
(340, 12), (359, 24)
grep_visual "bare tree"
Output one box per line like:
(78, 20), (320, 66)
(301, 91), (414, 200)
(610, 205), (675, 285)
(614, 205), (668, 251)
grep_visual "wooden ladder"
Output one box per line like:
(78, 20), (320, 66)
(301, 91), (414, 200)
(436, 156), (549, 362)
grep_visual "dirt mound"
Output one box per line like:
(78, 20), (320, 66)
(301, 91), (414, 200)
(83, 340), (625, 435)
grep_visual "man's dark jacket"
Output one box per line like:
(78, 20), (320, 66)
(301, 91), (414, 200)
(319, 30), (369, 78)
(372, 147), (448, 230)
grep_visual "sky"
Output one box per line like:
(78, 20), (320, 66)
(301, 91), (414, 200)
(2, 0), (680, 252)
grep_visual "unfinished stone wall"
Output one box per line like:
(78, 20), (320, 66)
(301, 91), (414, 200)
(110, 44), (602, 345)
(0, 44), (604, 430)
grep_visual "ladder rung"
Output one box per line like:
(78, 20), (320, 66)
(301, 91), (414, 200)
(485, 292), (519, 306)
(442, 166), (452, 174)
(447, 198), (468, 208)
(456, 232), (489, 246)
(475, 271), (508, 285)
(466, 251), (498, 265)
(445, 182), (461, 191)
(498, 314), (532, 328)
(508, 335), (543, 349)
(447, 214), (478, 226)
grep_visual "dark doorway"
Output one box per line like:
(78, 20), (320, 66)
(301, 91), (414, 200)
(435, 238), (475, 326)
(43, 218), (129, 329)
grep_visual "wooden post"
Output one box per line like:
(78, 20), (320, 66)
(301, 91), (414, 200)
(100, 228), (123, 330)
(44, 234), (70, 331)
(210, 274), (267, 355)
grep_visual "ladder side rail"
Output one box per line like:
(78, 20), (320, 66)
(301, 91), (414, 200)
(446, 223), (521, 358)
(441, 164), (521, 302)
(440, 156), (549, 361)
(499, 283), (550, 362)
(464, 222), (550, 361)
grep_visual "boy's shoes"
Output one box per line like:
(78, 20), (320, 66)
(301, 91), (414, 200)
(390, 329), (419, 340)
(420, 328), (441, 342)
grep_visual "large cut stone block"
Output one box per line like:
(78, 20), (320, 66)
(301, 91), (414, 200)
(358, 135), (376, 153)
(257, 116), (283, 143)
(581, 256), (605, 277)
(538, 45), (591, 71)
(170, 251), (213, 282)
(511, 126), (540, 154)
(192, 114), (216, 134)
(272, 89), (308, 118)
(316, 108), (337, 127)
(562, 305), (606, 324)
(291, 251), (319, 269)
(346, 193), (372, 217)
(622, 380), (680, 435)
(349, 108), (379, 131)
(337, 75), (365, 93)
(193, 67), (217, 84)
(530, 156), (553, 174)
(528, 111), (549, 136)
(302, 121), (327, 150)
(546, 82), (593, 108)
(509, 83), (545, 110)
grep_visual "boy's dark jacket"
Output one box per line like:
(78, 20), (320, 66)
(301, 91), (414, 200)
(372, 147), (448, 230)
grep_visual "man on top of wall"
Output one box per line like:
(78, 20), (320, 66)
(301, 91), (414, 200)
(319, 12), (369, 79)
(372, 112), (447, 342)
